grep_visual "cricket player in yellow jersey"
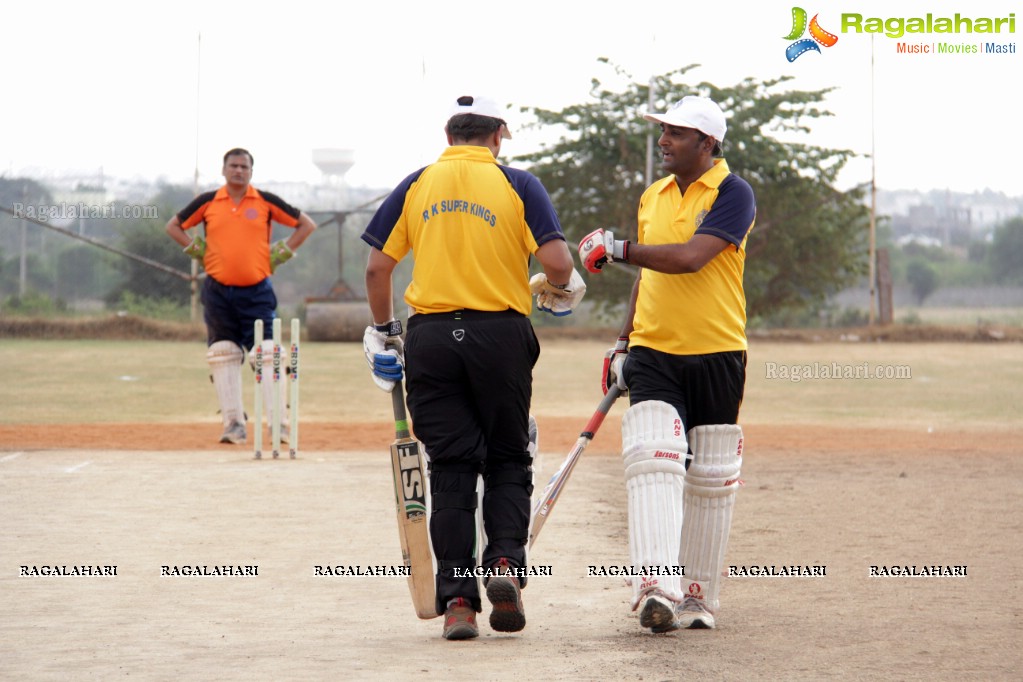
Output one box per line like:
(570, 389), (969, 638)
(580, 96), (755, 632)
(166, 148), (316, 445)
(362, 95), (585, 640)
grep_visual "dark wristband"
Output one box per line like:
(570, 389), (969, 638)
(374, 320), (403, 336)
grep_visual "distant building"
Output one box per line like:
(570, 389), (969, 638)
(878, 188), (1023, 247)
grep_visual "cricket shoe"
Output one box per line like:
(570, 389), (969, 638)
(279, 424), (290, 444)
(485, 558), (526, 632)
(675, 596), (715, 629)
(219, 421), (247, 445)
(442, 598), (479, 640)
(639, 591), (680, 633)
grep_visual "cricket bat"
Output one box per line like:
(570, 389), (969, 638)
(389, 379), (439, 619)
(529, 384), (623, 548)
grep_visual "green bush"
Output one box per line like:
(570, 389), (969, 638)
(898, 311), (923, 325)
(109, 291), (191, 322)
(2, 291), (68, 315)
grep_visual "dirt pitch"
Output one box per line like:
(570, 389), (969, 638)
(2, 418), (1020, 682)
(1, 326), (1021, 680)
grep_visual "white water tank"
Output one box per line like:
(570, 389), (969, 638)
(312, 148), (354, 181)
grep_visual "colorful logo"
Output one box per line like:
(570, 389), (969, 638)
(785, 7), (839, 61)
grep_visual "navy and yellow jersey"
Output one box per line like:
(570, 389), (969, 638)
(178, 185), (301, 286)
(361, 145), (566, 315)
(631, 159), (756, 356)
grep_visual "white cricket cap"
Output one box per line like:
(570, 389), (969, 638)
(643, 95), (726, 144)
(448, 95), (512, 139)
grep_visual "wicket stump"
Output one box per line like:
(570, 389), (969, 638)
(254, 318), (300, 460)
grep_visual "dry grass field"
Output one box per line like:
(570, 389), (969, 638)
(2, 334), (1021, 680)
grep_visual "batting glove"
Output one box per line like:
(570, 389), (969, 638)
(363, 320), (405, 392)
(183, 235), (206, 260)
(269, 240), (294, 273)
(529, 268), (587, 316)
(578, 228), (629, 274)
(601, 336), (629, 395)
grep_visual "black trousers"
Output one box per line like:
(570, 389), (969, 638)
(405, 310), (540, 613)
(624, 346), (747, 433)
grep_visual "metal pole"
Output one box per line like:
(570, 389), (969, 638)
(868, 35), (877, 328)
(645, 77), (656, 187)
(19, 189), (27, 296)
(0, 206), (193, 281)
(191, 31), (202, 322)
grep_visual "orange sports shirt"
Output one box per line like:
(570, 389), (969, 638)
(178, 185), (301, 286)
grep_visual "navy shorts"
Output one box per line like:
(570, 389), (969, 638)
(201, 276), (278, 350)
(623, 345), (746, 432)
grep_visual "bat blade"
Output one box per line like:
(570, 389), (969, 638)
(389, 379), (439, 620)
(390, 436), (437, 619)
(529, 436), (587, 546)
(529, 385), (622, 549)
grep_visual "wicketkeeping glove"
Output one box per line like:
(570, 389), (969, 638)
(529, 268), (587, 316)
(578, 228), (629, 274)
(601, 336), (629, 395)
(363, 320), (405, 392)
(269, 240), (294, 273)
(183, 235), (206, 260)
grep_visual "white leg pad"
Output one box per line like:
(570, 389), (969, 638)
(207, 341), (244, 426)
(678, 424), (743, 614)
(622, 401), (689, 608)
(257, 340), (289, 429)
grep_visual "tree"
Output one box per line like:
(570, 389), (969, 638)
(150, 183), (198, 214)
(0, 177), (56, 298)
(104, 190), (193, 309)
(0, 177), (53, 255)
(513, 61), (870, 324)
(0, 251), (53, 300)
(54, 243), (116, 302)
(905, 258), (939, 305)
(989, 217), (1023, 285)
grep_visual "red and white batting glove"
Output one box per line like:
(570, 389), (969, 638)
(578, 228), (629, 274)
(601, 336), (629, 395)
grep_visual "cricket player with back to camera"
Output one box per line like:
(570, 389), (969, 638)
(361, 95), (585, 640)
(580, 95), (755, 632)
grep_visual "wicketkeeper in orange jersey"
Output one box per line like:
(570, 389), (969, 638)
(166, 148), (316, 445)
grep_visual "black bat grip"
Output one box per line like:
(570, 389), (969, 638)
(391, 380), (412, 440)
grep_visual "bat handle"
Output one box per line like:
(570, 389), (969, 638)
(580, 384), (623, 438)
(391, 380), (412, 440)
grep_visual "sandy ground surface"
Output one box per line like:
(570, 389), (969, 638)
(1, 420), (1021, 681)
